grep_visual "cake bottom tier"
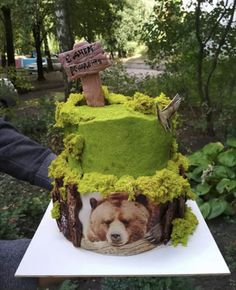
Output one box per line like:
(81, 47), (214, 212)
(51, 178), (187, 256)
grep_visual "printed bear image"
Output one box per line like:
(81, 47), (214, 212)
(86, 192), (151, 246)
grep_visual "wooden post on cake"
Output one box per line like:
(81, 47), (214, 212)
(59, 41), (111, 106)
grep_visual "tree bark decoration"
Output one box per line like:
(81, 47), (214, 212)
(58, 41), (111, 106)
(51, 178), (83, 247)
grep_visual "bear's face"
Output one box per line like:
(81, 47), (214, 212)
(87, 193), (150, 246)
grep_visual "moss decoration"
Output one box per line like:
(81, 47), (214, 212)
(51, 201), (60, 219)
(171, 206), (199, 246)
(136, 169), (195, 203)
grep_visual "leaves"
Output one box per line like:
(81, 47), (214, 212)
(226, 137), (236, 148)
(207, 199), (228, 219)
(216, 178), (236, 194)
(218, 150), (236, 167)
(187, 164), (208, 182)
(194, 183), (211, 196)
(188, 141), (236, 220)
(202, 142), (224, 160)
(199, 202), (211, 218)
(188, 151), (209, 167)
(209, 165), (235, 180)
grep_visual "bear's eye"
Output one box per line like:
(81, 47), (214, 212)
(103, 220), (112, 226)
(121, 219), (129, 226)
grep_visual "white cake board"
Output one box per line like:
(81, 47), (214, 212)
(15, 200), (230, 277)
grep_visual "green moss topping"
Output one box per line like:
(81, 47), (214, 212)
(171, 139), (179, 156)
(70, 106), (172, 178)
(79, 173), (118, 196)
(114, 175), (136, 198)
(51, 201), (60, 219)
(167, 153), (190, 174)
(136, 169), (194, 203)
(171, 206), (198, 246)
(102, 86), (110, 99)
(154, 92), (171, 109)
(108, 92), (130, 104)
(126, 92), (156, 114)
(64, 134), (84, 159)
(48, 152), (69, 179)
(67, 93), (85, 105)
(48, 152), (82, 186)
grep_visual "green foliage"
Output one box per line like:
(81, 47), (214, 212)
(187, 141), (236, 219)
(225, 241), (236, 271)
(58, 280), (79, 290)
(142, 0), (236, 135)
(12, 96), (55, 146)
(101, 62), (140, 95)
(0, 78), (19, 106)
(69, 0), (125, 42)
(102, 277), (197, 290)
(101, 62), (189, 99)
(0, 173), (49, 239)
(102, 0), (148, 56)
(0, 66), (33, 93)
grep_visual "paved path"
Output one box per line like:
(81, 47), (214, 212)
(122, 55), (164, 78)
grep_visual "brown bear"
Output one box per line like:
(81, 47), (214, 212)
(86, 192), (151, 246)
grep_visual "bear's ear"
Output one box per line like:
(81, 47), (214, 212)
(90, 198), (98, 209)
(135, 194), (148, 206)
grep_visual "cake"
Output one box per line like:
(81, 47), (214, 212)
(49, 42), (198, 255)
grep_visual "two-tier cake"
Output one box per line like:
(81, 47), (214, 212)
(49, 42), (198, 255)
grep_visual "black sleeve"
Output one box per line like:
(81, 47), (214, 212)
(0, 118), (56, 190)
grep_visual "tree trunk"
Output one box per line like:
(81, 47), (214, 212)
(1, 45), (7, 68)
(44, 34), (53, 71)
(33, 23), (45, 81)
(55, 0), (74, 100)
(1, 6), (15, 67)
(195, 0), (215, 136)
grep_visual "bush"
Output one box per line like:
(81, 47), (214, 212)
(187, 139), (236, 219)
(13, 96), (56, 146)
(102, 277), (197, 290)
(0, 66), (33, 93)
(0, 173), (49, 239)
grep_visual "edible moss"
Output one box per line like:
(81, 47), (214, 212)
(48, 152), (69, 179)
(67, 93), (85, 105)
(171, 206), (198, 246)
(108, 92), (130, 104)
(154, 92), (171, 109)
(64, 134), (84, 159)
(136, 169), (194, 203)
(167, 153), (190, 174)
(79, 172), (118, 196)
(126, 92), (156, 115)
(51, 201), (60, 219)
(114, 175), (136, 198)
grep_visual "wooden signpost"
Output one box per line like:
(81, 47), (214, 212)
(59, 41), (111, 106)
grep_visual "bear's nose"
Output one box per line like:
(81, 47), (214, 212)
(111, 233), (121, 242)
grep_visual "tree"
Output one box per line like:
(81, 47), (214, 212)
(55, 0), (74, 99)
(143, 0), (236, 136)
(194, 0), (236, 135)
(68, 0), (125, 43)
(0, 4), (15, 67)
(103, 0), (148, 57)
(17, 0), (55, 81)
